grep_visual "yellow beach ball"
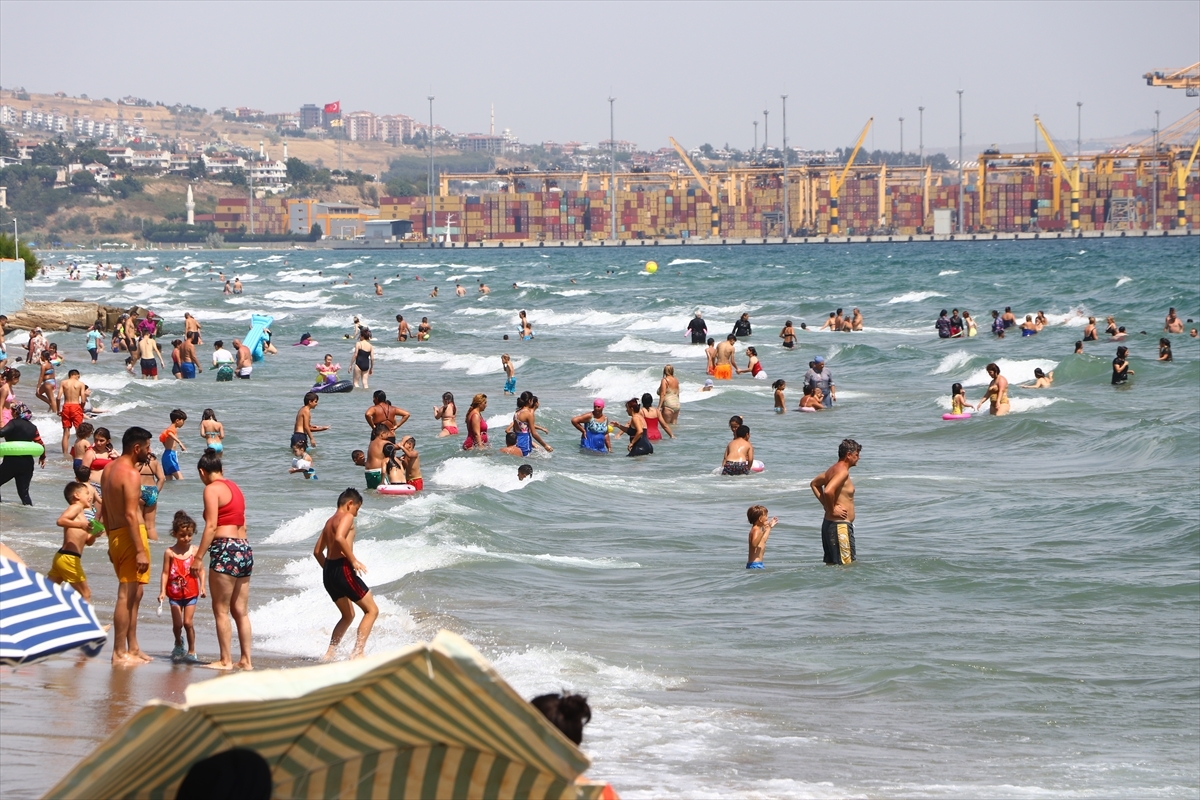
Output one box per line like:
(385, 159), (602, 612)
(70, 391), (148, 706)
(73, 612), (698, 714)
(645, 261), (658, 274)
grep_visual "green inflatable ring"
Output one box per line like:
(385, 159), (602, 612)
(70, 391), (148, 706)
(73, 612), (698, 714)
(0, 441), (46, 457)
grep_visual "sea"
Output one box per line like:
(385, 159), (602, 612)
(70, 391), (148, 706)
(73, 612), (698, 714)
(3, 238), (1198, 798)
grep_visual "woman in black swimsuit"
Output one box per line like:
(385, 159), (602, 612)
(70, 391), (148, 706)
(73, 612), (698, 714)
(351, 329), (374, 390)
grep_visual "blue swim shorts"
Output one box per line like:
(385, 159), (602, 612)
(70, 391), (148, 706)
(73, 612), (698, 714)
(161, 449), (180, 476)
(746, 561), (765, 569)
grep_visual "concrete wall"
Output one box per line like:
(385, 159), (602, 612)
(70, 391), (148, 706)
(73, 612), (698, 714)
(0, 258), (24, 315)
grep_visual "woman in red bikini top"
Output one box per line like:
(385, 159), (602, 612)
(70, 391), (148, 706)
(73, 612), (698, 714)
(193, 448), (253, 670)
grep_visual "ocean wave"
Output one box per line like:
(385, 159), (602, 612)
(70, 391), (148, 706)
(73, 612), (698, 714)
(932, 350), (977, 375)
(1116, 276), (1132, 287)
(552, 289), (593, 297)
(666, 258), (711, 266)
(962, 358), (1059, 386)
(886, 291), (947, 304)
(938, 269), (960, 276)
(371, 347), (525, 375)
(606, 336), (704, 360)
(431, 456), (544, 493)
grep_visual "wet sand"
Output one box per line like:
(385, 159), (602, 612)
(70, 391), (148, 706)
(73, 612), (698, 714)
(0, 554), (305, 799)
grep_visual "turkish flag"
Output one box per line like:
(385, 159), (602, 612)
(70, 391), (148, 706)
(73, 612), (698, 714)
(324, 101), (340, 114)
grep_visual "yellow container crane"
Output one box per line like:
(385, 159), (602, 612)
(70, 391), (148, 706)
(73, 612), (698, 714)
(1144, 63), (1200, 96)
(1175, 135), (1200, 228)
(668, 137), (720, 237)
(1035, 116), (1081, 233)
(829, 118), (873, 235)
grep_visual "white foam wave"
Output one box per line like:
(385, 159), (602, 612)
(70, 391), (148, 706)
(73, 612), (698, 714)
(371, 347), (525, 375)
(606, 336), (704, 360)
(938, 269), (960, 276)
(264, 289), (328, 304)
(552, 289), (592, 297)
(1116, 276), (1132, 287)
(666, 258), (710, 266)
(574, 367), (658, 403)
(931, 350), (976, 375)
(262, 507), (328, 545)
(886, 290), (947, 304)
(961, 358), (1059, 387)
(94, 400), (151, 416)
(431, 457), (544, 493)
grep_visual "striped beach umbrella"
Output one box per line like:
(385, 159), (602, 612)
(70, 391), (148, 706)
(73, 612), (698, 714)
(0, 556), (107, 666)
(47, 630), (618, 800)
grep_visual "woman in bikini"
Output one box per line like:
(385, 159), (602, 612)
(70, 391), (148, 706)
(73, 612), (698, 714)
(434, 392), (458, 437)
(641, 392), (673, 441)
(36, 351), (58, 413)
(978, 363), (1010, 416)
(657, 364), (681, 424)
(200, 408), (225, 452)
(779, 321), (797, 349)
(463, 393), (489, 450)
(193, 448), (253, 671)
(139, 453), (165, 541)
(351, 328), (374, 389)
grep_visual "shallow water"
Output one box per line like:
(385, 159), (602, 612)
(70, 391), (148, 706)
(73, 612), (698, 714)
(4, 239), (1199, 797)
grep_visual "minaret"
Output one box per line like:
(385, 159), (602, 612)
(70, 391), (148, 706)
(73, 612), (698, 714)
(186, 185), (195, 226)
(259, 140), (265, 159)
(283, 141), (288, 161)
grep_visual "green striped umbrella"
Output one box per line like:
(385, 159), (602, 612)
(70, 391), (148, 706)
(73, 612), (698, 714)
(46, 631), (615, 800)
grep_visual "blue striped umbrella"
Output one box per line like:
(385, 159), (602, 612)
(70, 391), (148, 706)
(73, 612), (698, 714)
(0, 556), (108, 666)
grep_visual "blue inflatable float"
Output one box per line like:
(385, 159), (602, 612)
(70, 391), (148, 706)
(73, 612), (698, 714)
(242, 314), (274, 362)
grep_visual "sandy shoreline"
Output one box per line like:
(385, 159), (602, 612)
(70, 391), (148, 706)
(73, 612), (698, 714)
(0, 555), (308, 799)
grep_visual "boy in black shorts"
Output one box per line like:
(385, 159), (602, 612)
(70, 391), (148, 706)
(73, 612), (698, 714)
(312, 488), (378, 660)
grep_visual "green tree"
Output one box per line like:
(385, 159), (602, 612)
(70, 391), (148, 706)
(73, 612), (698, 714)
(228, 168), (246, 186)
(285, 156), (312, 183)
(0, 232), (40, 279)
(308, 223), (323, 241)
(70, 170), (99, 194)
(187, 158), (207, 180)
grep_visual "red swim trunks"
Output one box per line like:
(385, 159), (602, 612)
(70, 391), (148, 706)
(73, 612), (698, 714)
(61, 403), (84, 430)
(409, 478), (423, 491)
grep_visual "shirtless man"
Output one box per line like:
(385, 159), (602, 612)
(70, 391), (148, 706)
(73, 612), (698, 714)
(232, 338), (252, 379)
(810, 438), (861, 565)
(313, 488), (377, 661)
(293, 392), (330, 449)
(851, 308), (864, 331)
(233, 278), (243, 294)
(455, 283), (467, 297)
(178, 333), (202, 379)
(364, 390), (410, 431)
(364, 424), (402, 488)
(374, 281), (383, 296)
(1164, 308), (1184, 334)
(137, 332), (164, 380)
(720, 424), (754, 475)
(395, 315), (411, 342)
(1001, 307), (1017, 329)
(57, 369), (87, 455)
(101, 426), (154, 664)
(478, 282), (490, 295)
(183, 312), (202, 345)
(713, 334), (736, 380)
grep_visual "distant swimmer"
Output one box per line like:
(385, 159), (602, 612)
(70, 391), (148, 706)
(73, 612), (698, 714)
(313, 488), (377, 661)
(1020, 368), (1054, 389)
(687, 311), (708, 345)
(641, 392), (673, 441)
(395, 315), (410, 342)
(772, 379), (786, 413)
(935, 310), (953, 339)
(732, 313), (752, 338)
(820, 312), (838, 332)
(374, 281), (383, 296)
(978, 363), (1010, 415)
(704, 338), (717, 375)
(479, 281), (490, 294)
(810, 438), (861, 565)
(745, 505), (778, 570)
(232, 338), (252, 379)
(1112, 326), (1128, 342)
(713, 334), (736, 380)
(455, 283), (466, 297)
(351, 329), (374, 389)
(990, 310), (1005, 337)
(720, 424), (752, 475)
(233, 278), (243, 295)
(1075, 341), (1084, 354)
(518, 464), (533, 481)
(779, 320), (796, 349)
(417, 317), (431, 340)
(614, 398), (652, 457)
(1159, 338), (1173, 362)
(1083, 317), (1098, 341)
(1002, 307), (1017, 329)
(572, 399), (611, 453)
(1020, 315), (1038, 336)
(501, 354), (516, 395)
(519, 310), (534, 339)
(657, 365), (680, 424)
(1034, 311), (1048, 330)
(852, 308), (864, 331)
(1104, 316), (1118, 337)
(434, 392), (458, 437)
(1112, 345), (1132, 385)
(962, 311), (976, 337)
(1164, 308), (1184, 334)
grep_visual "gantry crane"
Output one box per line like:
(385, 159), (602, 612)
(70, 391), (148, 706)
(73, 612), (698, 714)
(828, 118), (873, 235)
(668, 137), (720, 236)
(1035, 115), (1082, 233)
(1144, 63), (1200, 96)
(1174, 135), (1200, 228)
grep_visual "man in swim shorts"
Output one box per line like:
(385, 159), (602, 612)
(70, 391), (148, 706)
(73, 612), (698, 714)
(100, 426), (155, 664)
(137, 331), (164, 379)
(57, 368), (87, 456)
(232, 338), (252, 379)
(721, 424), (753, 475)
(810, 438), (861, 565)
(294, 392), (329, 449)
(178, 333), (202, 379)
(314, 488), (378, 660)
(714, 334), (736, 380)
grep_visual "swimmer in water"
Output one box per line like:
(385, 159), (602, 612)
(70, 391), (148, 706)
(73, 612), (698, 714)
(745, 505), (778, 569)
(978, 363), (1010, 415)
(571, 399), (611, 453)
(434, 392), (458, 437)
(498, 430), (524, 456)
(779, 320), (796, 349)
(502, 354), (516, 395)
(798, 385), (823, 411)
(1020, 368), (1054, 389)
(374, 281), (383, 296)
(949, 383), (969, 414)
(1158, 338), (1172, 362)
(721, 424), (753, 475)
(772, 379), (786, 413)
(518, 464), (533, 481)
(200, 409), (225, 452)
(1075, 341), (1084, 354)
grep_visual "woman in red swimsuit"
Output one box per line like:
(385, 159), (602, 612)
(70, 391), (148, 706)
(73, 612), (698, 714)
(463, 393), (489, 450)
(192, 448), (252, 670)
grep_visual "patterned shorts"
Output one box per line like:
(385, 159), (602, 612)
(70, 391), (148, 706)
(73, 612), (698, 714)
(208, 538), (253, 578)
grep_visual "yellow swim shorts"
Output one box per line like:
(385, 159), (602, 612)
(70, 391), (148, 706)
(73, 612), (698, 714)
(108, 525), (150, 584)
(48, 550), (86, 585)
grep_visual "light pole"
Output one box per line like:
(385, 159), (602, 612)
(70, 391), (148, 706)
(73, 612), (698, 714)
(753, 120), (758, 155)
(957, 90), (964, 233)
(899, 116), (904, 161)
(781, 94), (789, 237)
(763, 109), (769, 153)
(428, 95), (435, 242)
(609, 96), (616, 241)
(1076, 101), (1082, 157)
(1152, 109), (1160, 229)
(918, 106), (924, 168)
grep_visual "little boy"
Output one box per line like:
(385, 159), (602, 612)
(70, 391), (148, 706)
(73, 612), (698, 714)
(399, 436), (422, 490)
(49, 482), (104, 600)
(502, 354), (516, 395)
(499, 430), (524, 457)
(745, 505), (778, 570)
(518, 464), (533, 481)
(313, 488), (378, 661)
(289, 441), (317, 480)
(159, 409), (187, 481)
(293, 392), (328, 449)
(721, 425), (754, 475)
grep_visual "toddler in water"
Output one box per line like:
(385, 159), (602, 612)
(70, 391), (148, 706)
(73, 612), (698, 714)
(290, 442), (317, 479)
(157, 511), (205, 662)
(49, 482), (104, 601)
(501, 354), (516, 395)
(772, 379), (786, 413)
(315, 354), (340, 385)
(746, 505), (778, 569)
(950, 383), (971, 414)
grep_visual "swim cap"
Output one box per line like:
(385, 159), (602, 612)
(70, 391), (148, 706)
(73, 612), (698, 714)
(593, 398), (605, 408)
(814, 356), (825, 364)
(704, 379), (714, 387)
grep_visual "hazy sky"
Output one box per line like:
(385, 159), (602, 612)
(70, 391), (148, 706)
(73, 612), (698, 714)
(2, 0), (1197, 152)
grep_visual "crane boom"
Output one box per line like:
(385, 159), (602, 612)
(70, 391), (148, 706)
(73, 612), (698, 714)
(1035, 116), (1081, 233)
(1144, 62), (1200, 95)
(669, 137), (720, 236)
(828, 118), (873, 235)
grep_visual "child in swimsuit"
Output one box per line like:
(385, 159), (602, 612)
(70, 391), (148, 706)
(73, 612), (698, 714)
(49, 481), (103, 601)
(746, 505), (778, 569)
(289, 441), (317, 480)
(772, 380), (786, 413)
(501, 354), (516, 395)
(157, 511), (204, 663)
(434, 392), (458, 437)
(950, 383), (970, 415)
